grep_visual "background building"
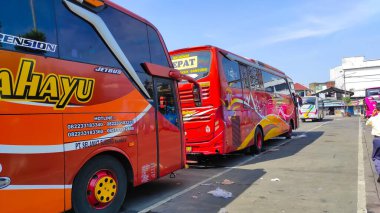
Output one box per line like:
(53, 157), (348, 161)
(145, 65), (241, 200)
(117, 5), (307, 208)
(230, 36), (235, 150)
(309, 81), (335, 94)
(330, 57), (380, 98)
(315, 87), (354, 115)
(294, 83), (311, 97)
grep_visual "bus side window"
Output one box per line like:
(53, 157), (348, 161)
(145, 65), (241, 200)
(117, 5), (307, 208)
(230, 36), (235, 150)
(239, 64), (251, 109)
(239, 64), (250, 90)
(262, 71), (275, 93)
(249, 67), (264, 91)
(55, 1), (120, 67)
(0, 0), (58, 57)
(222, 55), (242, 89)
(100, 7), (172, 98)
(275, 77), (291, 96)
(155, 78), (179, 127)
(147, 26), (169, 67)
(99, 6), (150, 73)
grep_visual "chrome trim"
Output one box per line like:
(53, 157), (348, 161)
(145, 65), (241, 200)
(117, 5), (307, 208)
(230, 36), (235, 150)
(2, 184), (72, 190)
(63, 0), (151, 98)
(0, 177), (11, 189)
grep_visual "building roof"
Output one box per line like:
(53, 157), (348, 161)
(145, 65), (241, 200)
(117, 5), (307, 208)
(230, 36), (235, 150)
(316, 87), (354, 96)
(294, 83), (309, 91)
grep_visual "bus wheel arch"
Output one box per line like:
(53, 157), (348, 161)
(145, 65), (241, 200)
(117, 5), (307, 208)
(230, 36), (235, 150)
(71, 152), (133, 213)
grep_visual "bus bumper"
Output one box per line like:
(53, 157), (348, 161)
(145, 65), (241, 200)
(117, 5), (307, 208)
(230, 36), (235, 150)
(185, 130), (224, 157)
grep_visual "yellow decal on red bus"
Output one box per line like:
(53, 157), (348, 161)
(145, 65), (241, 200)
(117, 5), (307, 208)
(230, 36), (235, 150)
(172, 55), (198, 70)
(0, 58), (95, 110)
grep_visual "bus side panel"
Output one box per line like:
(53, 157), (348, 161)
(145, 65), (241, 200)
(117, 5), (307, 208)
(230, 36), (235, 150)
(261, 92), (284, 140)
(136, 109), (158, 185)
(237, 90), (268, 150)
(156, 113), (182, 177)
(280, 94), (295, 129)
(62, 112), (139, 182)
(0, 114), (65, 213)
(221, 86), (244, 154)
(0, 51), (154, 211)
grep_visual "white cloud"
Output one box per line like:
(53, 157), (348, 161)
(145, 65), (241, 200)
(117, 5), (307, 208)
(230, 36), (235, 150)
(263, 0), (380, 45)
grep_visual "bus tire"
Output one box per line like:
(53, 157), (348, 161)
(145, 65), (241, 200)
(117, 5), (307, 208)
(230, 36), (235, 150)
(284, 121), (293, 139)
(72, 155), (127, 213)
(301, 119), (305, 123)
(251, 127), (263, 154)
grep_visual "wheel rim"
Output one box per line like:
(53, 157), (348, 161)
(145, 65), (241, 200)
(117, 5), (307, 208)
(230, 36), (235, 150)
(87, 170), (118, 209)
(256, 130), (262, 149)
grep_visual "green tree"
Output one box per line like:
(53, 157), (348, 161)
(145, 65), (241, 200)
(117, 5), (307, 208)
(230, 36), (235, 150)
(342, 96), (351, 115)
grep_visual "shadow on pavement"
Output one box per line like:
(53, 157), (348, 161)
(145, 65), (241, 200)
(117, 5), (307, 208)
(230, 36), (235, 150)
(189, 130), (324, 168)
(121, 168), (266, 213)
(120, 130), (323, 212)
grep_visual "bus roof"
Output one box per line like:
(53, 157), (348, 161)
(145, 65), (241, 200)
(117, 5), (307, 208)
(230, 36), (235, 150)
(169, 45), (286, 77)
(366, 87), (380, 90)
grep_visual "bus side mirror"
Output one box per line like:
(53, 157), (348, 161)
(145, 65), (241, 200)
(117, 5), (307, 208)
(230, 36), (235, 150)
(193, 83), (202, 107)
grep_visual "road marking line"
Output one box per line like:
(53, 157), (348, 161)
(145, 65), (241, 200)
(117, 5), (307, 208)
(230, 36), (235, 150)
(138, 121), (330, 213)
(357, 118), (367, 213)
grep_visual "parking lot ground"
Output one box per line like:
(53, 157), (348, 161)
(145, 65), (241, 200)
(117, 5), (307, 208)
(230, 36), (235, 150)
(120, 116), (378, 213)
(362, 118), (380, 213)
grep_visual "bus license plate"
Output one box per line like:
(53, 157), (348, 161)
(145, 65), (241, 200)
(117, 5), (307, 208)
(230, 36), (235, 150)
(186, 147), (192, 152)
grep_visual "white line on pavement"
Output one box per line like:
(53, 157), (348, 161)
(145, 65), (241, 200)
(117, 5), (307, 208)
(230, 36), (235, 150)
(138, 121), (330, 213)
(357, 118), (367, 213)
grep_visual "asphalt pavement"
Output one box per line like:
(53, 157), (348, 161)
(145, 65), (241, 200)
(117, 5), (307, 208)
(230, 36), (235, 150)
(119, 116), (380, 213)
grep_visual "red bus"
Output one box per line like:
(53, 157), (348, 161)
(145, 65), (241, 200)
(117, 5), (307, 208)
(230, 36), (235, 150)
(170, 46), (298, 158)
(364, 87), (380, 118)
(0, 1), (200, 212)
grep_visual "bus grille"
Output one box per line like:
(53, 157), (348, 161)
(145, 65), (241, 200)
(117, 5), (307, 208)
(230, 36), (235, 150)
(179, 85), (210, 105)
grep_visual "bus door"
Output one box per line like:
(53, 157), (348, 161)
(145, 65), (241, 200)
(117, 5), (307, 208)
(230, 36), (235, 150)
(221, 54), (243, 152)
(240, 64), (254, 146)
(154, 77), (182, 177)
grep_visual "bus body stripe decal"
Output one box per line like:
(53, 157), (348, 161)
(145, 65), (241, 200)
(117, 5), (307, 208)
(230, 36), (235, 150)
(0, 105), (152, 154)
(63, 0), (151, 98)
(1, 185), (72, 190)
(0, 144), (64, 154)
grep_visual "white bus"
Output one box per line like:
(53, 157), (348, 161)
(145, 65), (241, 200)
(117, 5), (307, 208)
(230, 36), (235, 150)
(299, 96), (324, 122)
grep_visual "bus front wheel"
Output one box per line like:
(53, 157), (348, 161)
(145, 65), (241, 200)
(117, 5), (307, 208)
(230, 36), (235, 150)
(284, 121), (293, 139)
(72, 155), (127, 213)
(251, 127), (263, 154)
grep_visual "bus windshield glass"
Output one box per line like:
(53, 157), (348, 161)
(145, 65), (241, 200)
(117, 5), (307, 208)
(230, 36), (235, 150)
(171, 51), (211, 80)
(302, 97), (316, 105)
(366, 88), (380, 97)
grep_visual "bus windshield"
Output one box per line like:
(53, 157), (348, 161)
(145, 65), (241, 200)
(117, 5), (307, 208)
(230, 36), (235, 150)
(302, 97), (316, 105)
(171, 51), (211, 80)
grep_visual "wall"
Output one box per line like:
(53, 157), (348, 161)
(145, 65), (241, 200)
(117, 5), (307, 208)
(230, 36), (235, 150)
(330, 57), (380, 97)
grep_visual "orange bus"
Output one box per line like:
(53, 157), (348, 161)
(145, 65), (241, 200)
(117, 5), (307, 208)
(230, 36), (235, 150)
(170, 46), (298, 160)
(0, 1), (200, 212)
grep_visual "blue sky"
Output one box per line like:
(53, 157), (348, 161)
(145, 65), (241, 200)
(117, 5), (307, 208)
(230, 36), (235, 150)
(114, 0), (380, 87)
